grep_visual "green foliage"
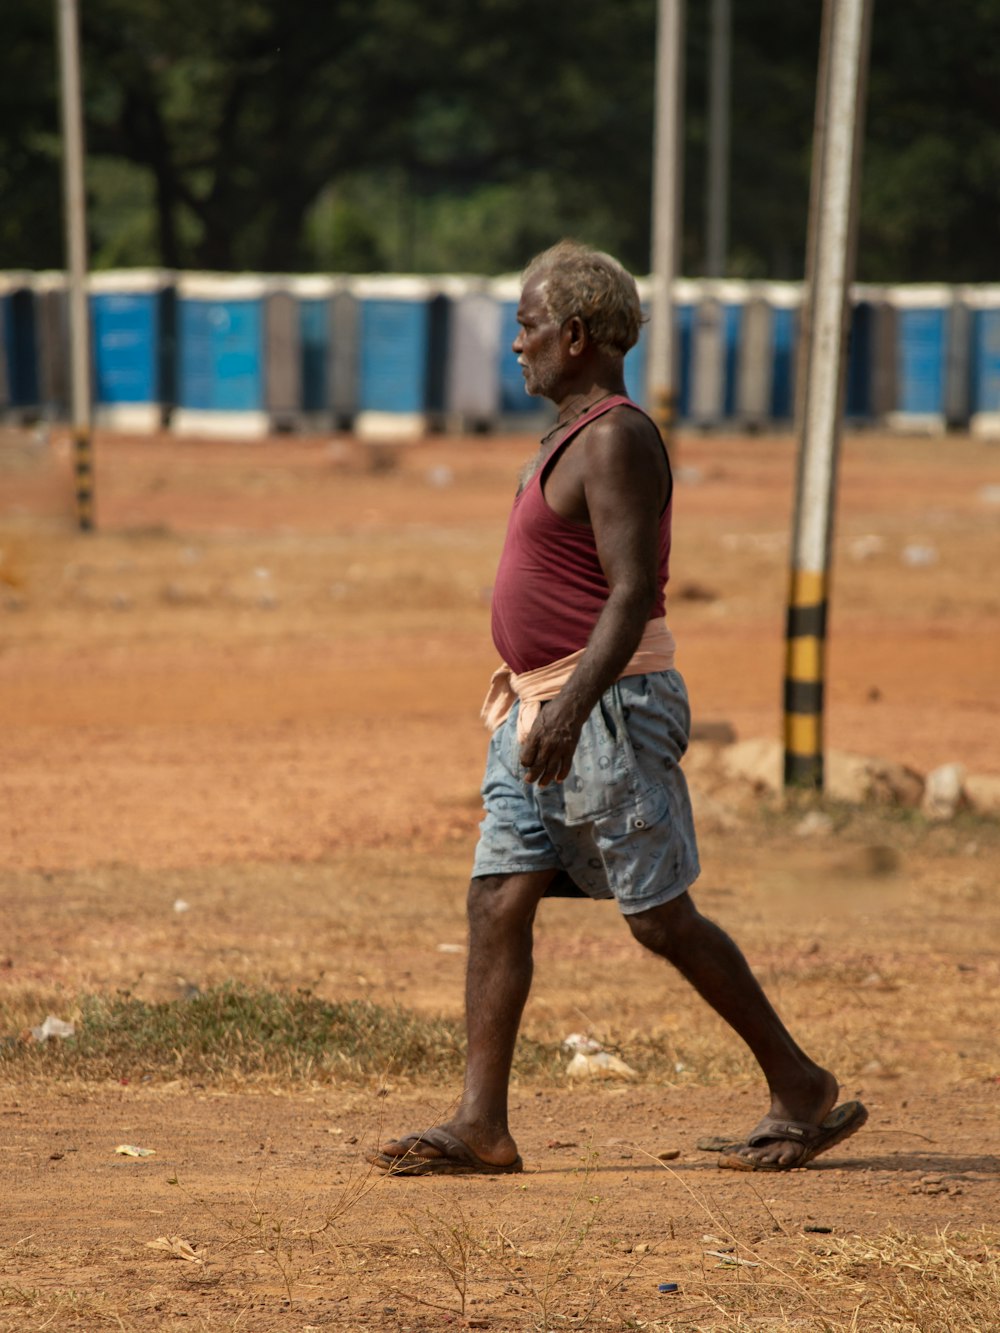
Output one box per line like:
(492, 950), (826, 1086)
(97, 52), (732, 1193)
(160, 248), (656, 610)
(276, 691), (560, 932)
(2, 0), (998, 279)
(87, 156), (159, 268)
(859, 0), (1000, 281)
(303, 168), (650, 276)
(0, 0), (62, 268)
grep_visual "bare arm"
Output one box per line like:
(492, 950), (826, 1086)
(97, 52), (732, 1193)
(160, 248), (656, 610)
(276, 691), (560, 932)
(519, 413), (668, 786)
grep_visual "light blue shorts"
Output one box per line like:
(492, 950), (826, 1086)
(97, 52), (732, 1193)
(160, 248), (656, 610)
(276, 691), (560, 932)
(472, 670), (701, 915)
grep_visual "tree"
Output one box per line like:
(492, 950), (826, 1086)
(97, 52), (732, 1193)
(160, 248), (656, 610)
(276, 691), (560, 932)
(859, 0), (1000, 282)
(2, 0), (999, 280)
(78, 0), (661, 274)
(0, 1), (63, 270)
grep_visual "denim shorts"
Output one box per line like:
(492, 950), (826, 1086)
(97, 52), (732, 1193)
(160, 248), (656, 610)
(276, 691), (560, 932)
(471, 670), (701, 915)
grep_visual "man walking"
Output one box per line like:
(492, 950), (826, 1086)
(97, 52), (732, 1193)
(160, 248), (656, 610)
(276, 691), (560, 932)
(373, 241), (866, 1176)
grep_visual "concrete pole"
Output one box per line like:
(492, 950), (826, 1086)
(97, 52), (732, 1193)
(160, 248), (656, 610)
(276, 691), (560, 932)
(793, 0), (835, 434)
(647, 0), (685, 456)
(704, 0), (730, 278)
(783, 0), (874, 789)
(56, 0), (94, 530)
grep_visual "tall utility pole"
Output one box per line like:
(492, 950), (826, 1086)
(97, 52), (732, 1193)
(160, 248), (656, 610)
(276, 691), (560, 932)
(783, 0), (873, 789)
(647, 0), (685, 455)
(704, 0), (730, 277)
(793, 0), (834, 436)
(56, 0), (94, 531)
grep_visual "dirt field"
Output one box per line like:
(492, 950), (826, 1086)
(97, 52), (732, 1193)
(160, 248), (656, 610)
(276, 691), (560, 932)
(1, 424), (998, 1331)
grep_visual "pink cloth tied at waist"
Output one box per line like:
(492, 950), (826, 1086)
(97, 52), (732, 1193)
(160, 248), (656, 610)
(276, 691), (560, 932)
(480, 618), (678, 744)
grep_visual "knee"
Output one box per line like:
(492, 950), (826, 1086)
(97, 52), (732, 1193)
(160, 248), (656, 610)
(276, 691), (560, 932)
(467, 874), (542, 936)
(627, 891), (699, 961)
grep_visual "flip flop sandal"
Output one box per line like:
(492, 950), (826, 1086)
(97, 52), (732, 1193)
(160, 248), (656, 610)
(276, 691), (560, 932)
(371, 1126), (524, 1177)
(717, 1100), (869, 1172)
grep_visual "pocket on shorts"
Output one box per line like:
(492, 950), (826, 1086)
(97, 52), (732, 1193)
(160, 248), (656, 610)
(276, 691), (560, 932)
(594, 782), (669, 839)
(591, 781), (670, 876)
(560, 684), (642, 825)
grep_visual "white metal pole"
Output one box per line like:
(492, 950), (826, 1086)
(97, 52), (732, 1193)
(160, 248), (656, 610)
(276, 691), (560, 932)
(784, 0), (874, 789)
(647, 0), (685, 455)
(793, 0), (835, 434)
(56, 0), (94, 530)
(705, 0), (730, 277)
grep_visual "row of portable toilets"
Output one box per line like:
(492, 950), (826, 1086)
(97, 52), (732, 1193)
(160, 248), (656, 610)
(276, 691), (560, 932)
(2, 269), (1000, 438)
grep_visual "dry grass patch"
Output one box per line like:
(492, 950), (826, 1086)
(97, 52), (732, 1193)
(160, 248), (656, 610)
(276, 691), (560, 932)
(803, 1226), (1000, 1332)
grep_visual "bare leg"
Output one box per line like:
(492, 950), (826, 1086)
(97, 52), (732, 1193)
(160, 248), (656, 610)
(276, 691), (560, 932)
(627, 891), (838, 1168)
(376, 869), (553, 1167)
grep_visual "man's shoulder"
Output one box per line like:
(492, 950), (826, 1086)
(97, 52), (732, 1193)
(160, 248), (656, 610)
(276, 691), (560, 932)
(582, 402), (665, 463)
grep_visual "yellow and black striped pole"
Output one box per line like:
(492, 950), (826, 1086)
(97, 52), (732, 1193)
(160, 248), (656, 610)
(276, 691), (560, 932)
(72, 427), (94, 530)
(783, 0), (871, 792)
(783, 569), (828, 788)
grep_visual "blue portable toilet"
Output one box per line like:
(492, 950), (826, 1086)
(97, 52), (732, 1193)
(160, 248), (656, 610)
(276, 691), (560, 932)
(331, 287), (360, 428)
(672, 279), (699, 422)
(848, 284), (898, 425)
(351, 275), (440, 440)
(688, 280), (747, 428)
(442, 276), (501, 431)
(291, 275), (360, 427)
(886, 285), (954, 434)
(88, 269), (175, 430)
(173, 274), (271, 438)
(944, 292), (971, 430)
(632, 277), (697, 422)
(721, 286), (747, 420)
(290, 275), (363, 429)
(966, 285), (1000, 437)
(261, 281), (303, 431)
(845, 284), (886, 422)
(735, 281), (800, 429)
(296, 279), (332, 417)
(767, 283), (800, 422)
(734, 285), (771, 430)
(31, 272), (70, 419)
(287, 275), (339, 425)
(0, 273), (39, 417)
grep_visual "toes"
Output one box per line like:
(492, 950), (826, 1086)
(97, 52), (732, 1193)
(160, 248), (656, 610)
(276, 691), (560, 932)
(764, 1142), (804, 1168)
(730, 1138), (807, 1170)
(379, 1139), (441, 1162)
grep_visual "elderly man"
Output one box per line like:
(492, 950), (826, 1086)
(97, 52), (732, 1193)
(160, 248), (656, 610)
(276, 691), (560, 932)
(373, 241), (866, 1176)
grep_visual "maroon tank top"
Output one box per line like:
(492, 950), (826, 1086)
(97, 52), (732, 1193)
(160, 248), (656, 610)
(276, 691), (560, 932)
(491, 395), (672, 674)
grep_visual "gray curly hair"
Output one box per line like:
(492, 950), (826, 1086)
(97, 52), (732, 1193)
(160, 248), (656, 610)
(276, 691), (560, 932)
(522, 240), (643, 356)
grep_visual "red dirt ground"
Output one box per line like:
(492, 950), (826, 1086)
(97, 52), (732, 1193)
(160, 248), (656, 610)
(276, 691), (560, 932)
(1, 425), (998, 1330)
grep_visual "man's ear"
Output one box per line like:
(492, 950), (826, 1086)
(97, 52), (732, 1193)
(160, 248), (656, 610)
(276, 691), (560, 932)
(564, 315), (589, 358)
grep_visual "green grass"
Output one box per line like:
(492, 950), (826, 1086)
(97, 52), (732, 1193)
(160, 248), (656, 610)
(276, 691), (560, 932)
(0, 983), (560, 1084)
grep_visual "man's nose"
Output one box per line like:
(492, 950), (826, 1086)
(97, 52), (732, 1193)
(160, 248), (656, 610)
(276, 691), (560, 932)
(512, 330), (523, 353)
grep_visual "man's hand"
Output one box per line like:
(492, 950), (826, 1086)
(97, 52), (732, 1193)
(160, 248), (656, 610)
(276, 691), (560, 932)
(519, 701), (583, 787)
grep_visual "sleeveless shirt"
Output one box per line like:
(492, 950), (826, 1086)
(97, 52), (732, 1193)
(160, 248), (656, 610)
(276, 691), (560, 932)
(490, 395), (672, 674)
